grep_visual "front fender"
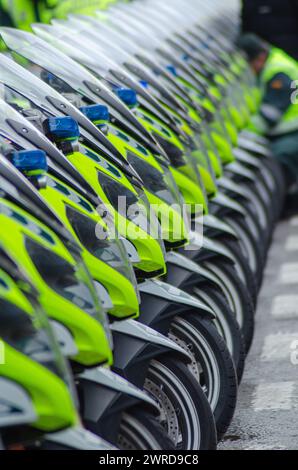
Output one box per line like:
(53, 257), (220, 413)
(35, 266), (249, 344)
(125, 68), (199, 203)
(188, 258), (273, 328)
(218, 176), (259, 207)
(225, 161), (256, 183)
(139, 279), (214, 314)
(166, 251), (225, 291)
(237, 137), (271, 158)
(77, 367), (159, 444)
(137, 279), (214, 336)
(209, 191), (246, 219)
(200, 214), (238, 240)
(0, 378), (37, 429)
(180, 231), (235, 265)
(111, 319), (191, 386)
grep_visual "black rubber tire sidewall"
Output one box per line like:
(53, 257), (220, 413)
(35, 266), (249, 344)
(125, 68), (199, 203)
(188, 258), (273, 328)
(146, 355), (217, 450)
(170, 315), (238, 440)
(118, 409), (176, 450)
(193, 284), (246, 383)
(202, 260), (255, 353)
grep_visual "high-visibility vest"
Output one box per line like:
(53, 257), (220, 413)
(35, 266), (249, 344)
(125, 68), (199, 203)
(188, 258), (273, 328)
(261, 47), (298, 136)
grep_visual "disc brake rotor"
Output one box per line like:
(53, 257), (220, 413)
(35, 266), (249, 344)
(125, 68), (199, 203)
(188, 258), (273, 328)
(144, 376), (181, 446)
(168, 330), (206, 391)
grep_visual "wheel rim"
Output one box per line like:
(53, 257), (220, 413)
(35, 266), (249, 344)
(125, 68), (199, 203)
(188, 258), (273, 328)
(169, 319), (221, 413)
(204, 262), (244, 328)
(144, 360), (201, 450)
(118, 413), (161, 450)
(226, 218), (258, 273)
(194, 287), (234, 355)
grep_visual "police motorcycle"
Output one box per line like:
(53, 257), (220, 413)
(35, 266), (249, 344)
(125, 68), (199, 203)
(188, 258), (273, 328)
(0, 95), (219, 449)
(0, 228), (116, 450)
(129, 0), (285, 224)
(14, 22), (256, 355)
(42, 13), (266, 298)
(0, 131), (182, 450)
(91, 5), (278, 258)
(32, 19), (259, 309)
(0, 32), (240, 440)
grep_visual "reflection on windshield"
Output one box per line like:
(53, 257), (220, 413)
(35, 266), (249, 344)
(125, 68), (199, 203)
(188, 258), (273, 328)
(0, 296), (64, 378)
(66, 204), (133, 281)
(25, 236), (97, 316)
(126, 151), (177, 206)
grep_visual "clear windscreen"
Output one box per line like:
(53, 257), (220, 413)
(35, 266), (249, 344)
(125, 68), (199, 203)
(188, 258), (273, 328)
(24, 236), (108, 330)
(64, 203), (138, 291)
(0, 27), (151, 148)
(51, 17), (181, 111)
(0, 52), (79, 118)
(96, 169), (166, 255)
(0, 95), (57, 152)
(0, 267), (76, 396)
(32, 23), (118, 82)
(0, 52), (133, 168)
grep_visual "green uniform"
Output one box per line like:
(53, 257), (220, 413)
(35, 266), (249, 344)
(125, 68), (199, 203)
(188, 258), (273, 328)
(251, 47), (298, 180)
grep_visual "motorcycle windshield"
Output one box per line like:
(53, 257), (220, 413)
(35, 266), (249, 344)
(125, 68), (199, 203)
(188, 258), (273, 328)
(22, 232), (108, 332)
(0, 27), (159, 158)
(117, 4), (212, 80)
(0, 265), (75, 392)
(0, 52), (135, 172)
(64, 15), (189, 117)
(33, 23), (118, 83)
(105, 12), (204, 92)
(64, 203), (139, 291)
(0, 93), (103, 207)
(32, 23), (176, 130)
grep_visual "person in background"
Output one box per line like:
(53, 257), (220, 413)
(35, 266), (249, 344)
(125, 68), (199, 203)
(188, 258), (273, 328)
(239, 33), (298, 216)
(241, 0), (298, 61)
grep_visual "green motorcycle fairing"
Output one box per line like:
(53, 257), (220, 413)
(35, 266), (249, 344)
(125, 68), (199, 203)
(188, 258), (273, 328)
(39, 173), (140, 319)
(133, 105), (213, 211)
(107, 124), (189, 247)
(0, 197), (112, 367)
(0, 30), (167, 277)
(67, 142), (167, 276)
(0, 266), (78, 432)
(0, 114), (140, 319)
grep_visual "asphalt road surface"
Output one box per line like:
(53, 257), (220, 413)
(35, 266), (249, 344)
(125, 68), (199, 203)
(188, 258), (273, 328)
(219, 217), (298, 450)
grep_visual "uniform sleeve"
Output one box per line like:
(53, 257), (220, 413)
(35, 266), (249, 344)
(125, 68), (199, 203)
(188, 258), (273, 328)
(260, 72), (293, 127)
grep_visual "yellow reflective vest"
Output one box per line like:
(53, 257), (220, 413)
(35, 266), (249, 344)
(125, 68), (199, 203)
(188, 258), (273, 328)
(260, 47), (298, 136)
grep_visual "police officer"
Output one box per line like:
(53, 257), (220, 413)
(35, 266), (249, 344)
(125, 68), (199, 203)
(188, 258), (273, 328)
(239, 33), (298, 213)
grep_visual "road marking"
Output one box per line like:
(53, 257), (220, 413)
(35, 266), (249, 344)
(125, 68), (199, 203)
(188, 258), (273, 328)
(271, 295), (298, 319)
(290, 216), (298, 227)
(261, 332), (298, 361)
(279, 263), (298, 284)
(252, 381), (296, 411)
(285, 236), (298, 251)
